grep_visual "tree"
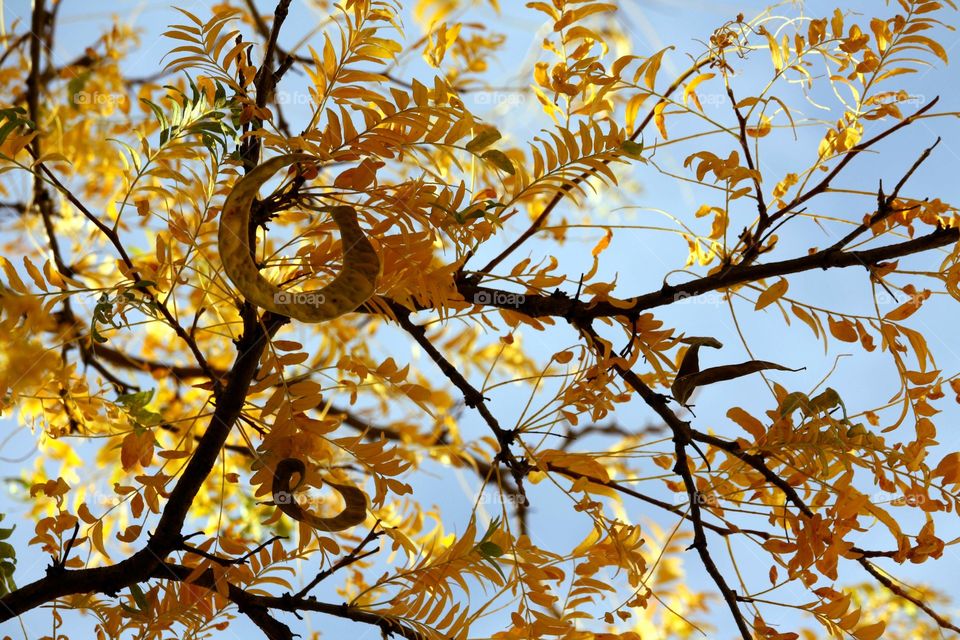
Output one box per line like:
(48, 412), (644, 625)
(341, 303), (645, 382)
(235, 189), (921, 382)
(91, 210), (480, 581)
(0, 0), (958, 638)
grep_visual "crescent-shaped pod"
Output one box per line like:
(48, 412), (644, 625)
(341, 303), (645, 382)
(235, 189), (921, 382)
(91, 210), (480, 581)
(218, 153), (380, 323)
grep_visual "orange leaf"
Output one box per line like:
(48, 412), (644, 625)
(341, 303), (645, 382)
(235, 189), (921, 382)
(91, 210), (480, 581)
(591, 228), (613, 257)
(853, 621), (885, 640)
(884, 295), (926, 321)
(682, 73), (715, 108)
(653, 101), (668, 139)
(762, 539), (797, 554)
(828, 317), (858, 342)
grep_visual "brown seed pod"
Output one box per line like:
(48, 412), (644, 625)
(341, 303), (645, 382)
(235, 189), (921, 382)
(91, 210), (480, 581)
(218, 153), (380, 323)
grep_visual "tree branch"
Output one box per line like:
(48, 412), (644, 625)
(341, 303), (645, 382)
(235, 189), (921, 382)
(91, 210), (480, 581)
(456, 222), (959, 320)
(390, 302), (529, 504)
(572, 320), (752, 640)
(151, 562), (429, 640)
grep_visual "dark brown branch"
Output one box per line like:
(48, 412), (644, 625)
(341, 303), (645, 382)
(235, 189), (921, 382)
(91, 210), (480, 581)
(34, 162), (219, 385)
(240, 0), (292, 168)
(740, 97), (941, 265)
(827, 137), (942, 252)
(0, 200), (27, 214)
(296, 523), (382, 598)
(727, 86), (768, 223)
(770, 98), (939, 224)
(858, 559), (960, 633)
(179, 534), (286, 567)
(26, 3), (47, 128)
(391, 302), (529, 504)
(691, 429), (814, 518)
(80, 332), (526, 501)
(150, 562), (428, 640)
(547, 462), (773, 540)
(26, 1), (74, 284)
(548, 462), (896, 559)
(456, 222), (959, 320)
(0, 33), (30, 68)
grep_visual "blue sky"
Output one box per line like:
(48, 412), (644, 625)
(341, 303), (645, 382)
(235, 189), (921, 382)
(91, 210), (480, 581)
(2, 0), (960, 638)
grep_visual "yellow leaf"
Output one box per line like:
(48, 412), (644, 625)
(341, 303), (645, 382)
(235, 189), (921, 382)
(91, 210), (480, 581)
(727, 407), (765, 440)
(791, 304), (819, 338)
(766, 31), (783, 71)
(653, 101), (668, 139)
(0, 256), (28, 293)
(91, 521), (110, 560)
(640, 48), (670, 90)
(22, 257), (48, 292)
(884, 295), (926, 321)
(762, 539), (797, 553)
(755, 278), (788, 311)
(682, 73), (714, 109)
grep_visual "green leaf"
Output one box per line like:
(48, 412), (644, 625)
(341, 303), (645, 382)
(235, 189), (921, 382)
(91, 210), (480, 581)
(130, 583), (150, 612)
(778, 391), (809, 417)
(808, 387), (844, 416)
(621, 139), (645, 159)
(465, 127), (502, 153)
(478, 541), (503, 558)
(481, 150), (515, 175)
(117, 390), (163, 427)
(479, 517), (501, 544)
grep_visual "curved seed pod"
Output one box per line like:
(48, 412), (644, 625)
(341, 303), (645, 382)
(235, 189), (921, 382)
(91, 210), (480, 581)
(271, 458), (367, 532)
(218, 153), (380, 323)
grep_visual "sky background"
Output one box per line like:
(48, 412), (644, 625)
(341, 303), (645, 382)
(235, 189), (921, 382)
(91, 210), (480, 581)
(1, 0), (960, 638)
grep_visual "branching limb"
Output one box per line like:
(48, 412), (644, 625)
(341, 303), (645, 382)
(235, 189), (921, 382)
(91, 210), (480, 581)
(739, 98), (941, 264)
(571, 319), (753, 640)
(179, 534), (287, 567)
(456, 222), (959, 320)
(827, 136), (942, 252)
(295, 522), (383, 598)
(390, 302), (529, 505)
(727, 85), (768, 224)
(151, 562), (429, 640)
(34, 162), (220, 385)
(858, 559), (960, 634)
